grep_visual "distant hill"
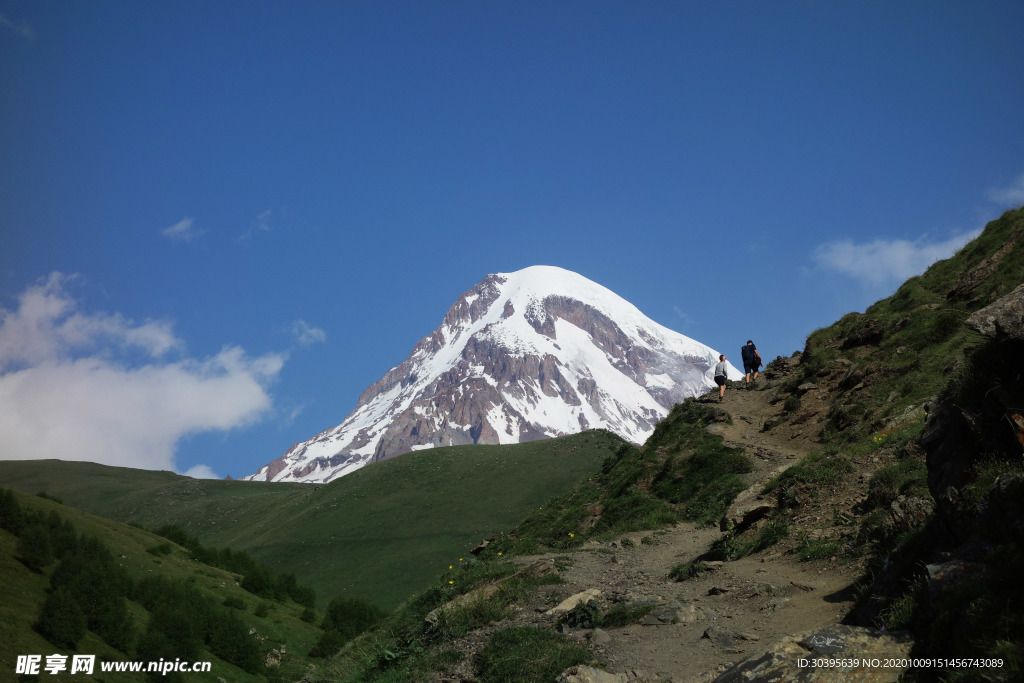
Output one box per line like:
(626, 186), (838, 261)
(0, 430), (625, 610)
(1, 488), (322, 681)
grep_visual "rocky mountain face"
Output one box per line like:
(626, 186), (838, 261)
(245, 266), (736, 484)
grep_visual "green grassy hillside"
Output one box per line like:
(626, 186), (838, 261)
(794, 206), (1024, 445)
(1, 489), (322, 682)
(0, 430), (624, 610)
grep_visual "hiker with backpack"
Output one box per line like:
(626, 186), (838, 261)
(714, 354), (729, 402)
(741, 340), (762, 385)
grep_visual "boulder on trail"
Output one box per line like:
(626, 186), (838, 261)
(545, 588), (602, 616)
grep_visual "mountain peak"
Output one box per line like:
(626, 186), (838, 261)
(245, 267), (738, 484)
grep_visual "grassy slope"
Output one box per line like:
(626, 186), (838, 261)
(1, 490), (322, 682)
(0, 430), (624, 610)
(479, 400), (751, 557)
(798, 206), (1024, 443)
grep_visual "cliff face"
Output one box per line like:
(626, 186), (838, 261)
(245, 266), (735, 484)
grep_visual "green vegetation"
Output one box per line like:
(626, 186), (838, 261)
(481, 401), (751, 556)
(764, 447), (855, 493)
(795, 534), (842, 562)
(0, 430), (623, 610)
(669, 561), (709, 582)
(310, 597), (387, 658)
(558, 599), (653, 629)
(476, 627), (591, 682)
(705, 516), (788, 562)
(303, 556), (563, 681)
(151, 523), (316, 608)
(1, 487), (324, 682)
(766, 207), (1024, 674)
(791, 208), (1024, 448)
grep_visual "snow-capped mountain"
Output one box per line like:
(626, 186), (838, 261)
(245, 266), (739, 484)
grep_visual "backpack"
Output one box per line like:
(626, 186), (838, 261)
(741, 344), (756, 364)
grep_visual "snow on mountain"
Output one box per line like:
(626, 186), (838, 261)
(244, 266), (740, 484)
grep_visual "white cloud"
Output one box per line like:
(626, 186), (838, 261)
(988, 173), (1024, 207)
(0, 273), (181, 368)
(0, 13), (35, 41)
(0, 274), (283, 474)
(291, 319), (327, 346)
(161, 217), (203, 242)
(812, 228), (982, 288)
(673, 306), (696, 326)
(238, 209), (272, 244)
(183, 464), (219, 480)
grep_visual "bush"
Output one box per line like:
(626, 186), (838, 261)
(146, 542), (173, 556)
(49, 536), (133, 652)
(207, 608), (262, 673)
(308, 628), (346, 658)
(309, 596), (388, 657)
(476, 627), (590, 682)
(753, 518), (789, 552)
(669, 561), (708, 582)
(35, 587), (87, 648)
(135, 575), (261, 673)
(559, 600), (600, 629)
(18, 522), (55, 571)
(0, 487), (25, 534)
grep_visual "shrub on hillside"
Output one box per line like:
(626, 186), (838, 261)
(135, 575), (262, 673)
(0, 487), (25, 534)
(152, 523), (316, 607)
(17, 522), (55, 571)
(310, 596), (388, 657)
(50, 536), (134, 652)
(35, 587), (87, 648)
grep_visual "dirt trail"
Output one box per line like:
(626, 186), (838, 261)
(455, 377), (866, 682)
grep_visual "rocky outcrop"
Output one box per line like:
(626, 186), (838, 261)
(425, 559), (558, 626)
(545, 589), (603, 617)
(965, 282), (1024, 340)
(706, 624), (912, 682)
(948, 229), (1022, 302)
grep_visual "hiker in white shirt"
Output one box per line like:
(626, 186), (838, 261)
(714, 354), (729, 403)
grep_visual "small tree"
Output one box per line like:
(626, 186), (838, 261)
(0, 487), (24, 534)
(35, 587), (86, 648)
(17, 522), (54, 571)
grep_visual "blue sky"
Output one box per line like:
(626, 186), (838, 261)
(2, 1), (1023, 479)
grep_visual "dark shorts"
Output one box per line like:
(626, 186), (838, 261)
(715, 376), (726, 386)
(743, 361), (757, 373)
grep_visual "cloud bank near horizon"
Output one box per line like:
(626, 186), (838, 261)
(811, 228), (982, 289)
(0, 273), (283, 477)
